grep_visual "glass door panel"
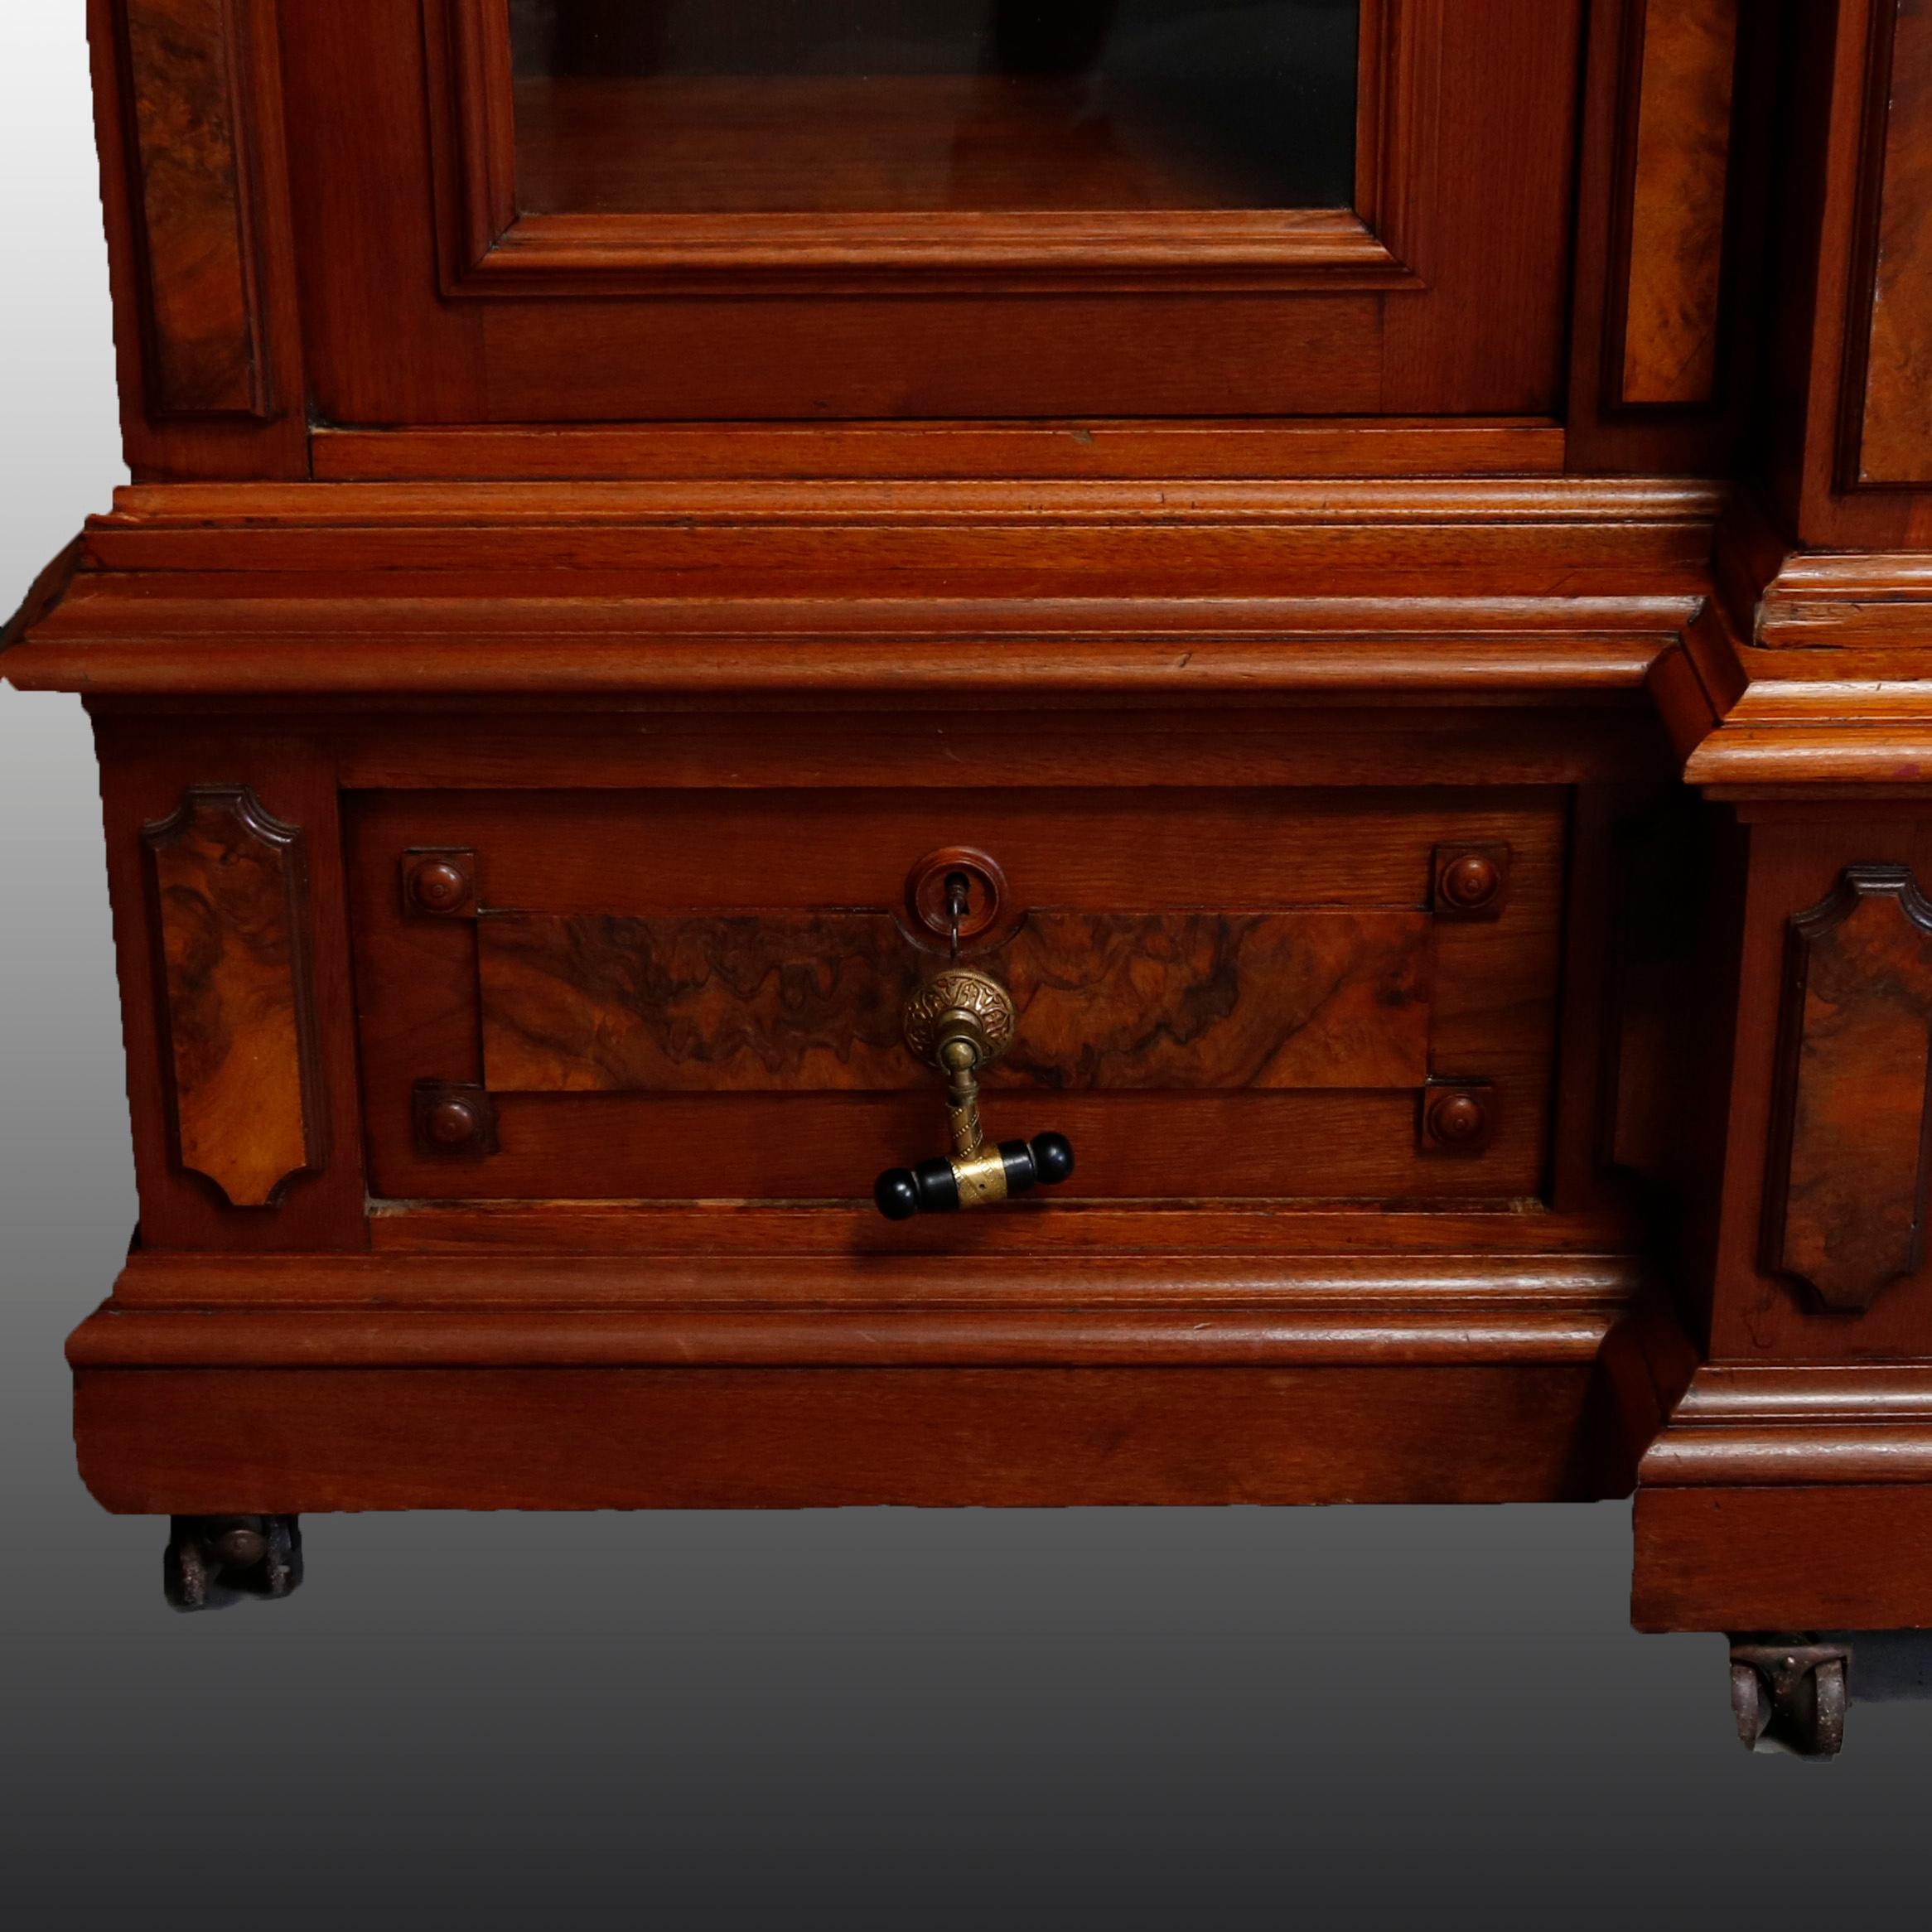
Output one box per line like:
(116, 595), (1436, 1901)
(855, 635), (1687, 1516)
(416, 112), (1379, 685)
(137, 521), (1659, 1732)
(506, 0), (1360, 215)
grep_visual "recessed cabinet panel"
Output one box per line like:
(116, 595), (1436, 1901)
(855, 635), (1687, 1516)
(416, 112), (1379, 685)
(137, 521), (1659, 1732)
(274, 0), (1586, 421)
(507, 0), (1360, 215)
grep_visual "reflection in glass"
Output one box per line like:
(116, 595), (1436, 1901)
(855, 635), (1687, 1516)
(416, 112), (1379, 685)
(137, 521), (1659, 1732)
(507, 1), (1360, 215)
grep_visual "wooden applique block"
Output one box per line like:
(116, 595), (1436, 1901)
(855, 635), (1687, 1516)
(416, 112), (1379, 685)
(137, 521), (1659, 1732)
(477, 909), (1432, 1096)
(1764, 866), (1932, 1312)
(122, 0), (266, 415)
(142, 785), (321, 1206)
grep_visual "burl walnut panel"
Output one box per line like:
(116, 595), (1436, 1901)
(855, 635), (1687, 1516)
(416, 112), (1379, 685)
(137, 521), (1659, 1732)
(142, 785), (319, 1206)
(1620, 0), (1739, 404)
(478, 910), (1431, 1095)
(1858, 0), (1932, 482)
(1764, 866), (1932, 1312)
(120, 0), (263, 415)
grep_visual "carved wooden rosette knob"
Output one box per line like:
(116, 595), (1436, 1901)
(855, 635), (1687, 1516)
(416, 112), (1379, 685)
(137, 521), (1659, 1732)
(875, 965), (1075, 1219)
(1440, 852), (1500, 911)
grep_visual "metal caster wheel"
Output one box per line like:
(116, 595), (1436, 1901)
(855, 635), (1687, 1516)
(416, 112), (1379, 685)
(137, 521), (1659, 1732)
(1729, 1636), (1848, 1756)
(164, 1515), (303, 1611)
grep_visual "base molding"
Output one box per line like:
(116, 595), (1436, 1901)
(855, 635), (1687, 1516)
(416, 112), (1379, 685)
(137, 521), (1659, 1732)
(1634, 1365), (1932, 1630)
(67, 1251), (1664, 1512)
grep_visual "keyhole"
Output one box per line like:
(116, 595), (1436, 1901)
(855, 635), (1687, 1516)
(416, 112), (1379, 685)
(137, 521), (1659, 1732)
(904, 848), (1010, 951)
(944, 871), (973, 956)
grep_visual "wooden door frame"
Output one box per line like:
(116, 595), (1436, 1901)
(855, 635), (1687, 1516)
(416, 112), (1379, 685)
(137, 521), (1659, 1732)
(424, 0), (1435, 295)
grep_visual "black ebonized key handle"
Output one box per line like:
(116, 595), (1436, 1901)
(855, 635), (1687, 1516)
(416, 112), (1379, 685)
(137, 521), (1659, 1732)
(875, 1132), (1075, 1221)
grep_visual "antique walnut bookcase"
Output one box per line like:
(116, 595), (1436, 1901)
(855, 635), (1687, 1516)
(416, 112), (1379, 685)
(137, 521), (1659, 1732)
(10, 0), (1932, 1752)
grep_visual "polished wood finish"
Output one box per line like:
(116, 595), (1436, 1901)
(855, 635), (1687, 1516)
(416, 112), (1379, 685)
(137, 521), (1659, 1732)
(1432, 845), (1509, 919)
(1420, 1082), (1495, 1157)
(1857, 0), (1932, 482)
(311, 420), (1569, 484)
(119, 0), (264, 415)
(346, 783), (1563, 1205)
(17, 0), (1932, 1698)
(70, 1360), (1625, 1513)
(141, 785), (319, 1207)
(275, 0), (1587, 419)
(413, 1080), (498, 1158)
(436, 0), (1408, 287)
(404, 851), (476, 917)
(1758, 0), (1932, 544)
(0, 476), (1715, 700)
(1635, 1364), (1932, 1627)
(89, 720), (369, 1253)
(1618, 0), (1739, 405)
(478, 909), (1432, 1097)
(85, 0), (305, 477)
(1674, 813), (1932, 1364)
(1636, 1485), (1932, 1630)
(1763, 866), (1932, 1312)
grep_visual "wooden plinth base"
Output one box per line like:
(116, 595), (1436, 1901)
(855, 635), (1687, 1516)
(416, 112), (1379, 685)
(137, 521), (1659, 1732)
(75, 1359), (1627, 1514)
(1633, 1365), (1932, 1631)
(69, 1248), (1664, 1511)
(89, 1268), (1932, 1643)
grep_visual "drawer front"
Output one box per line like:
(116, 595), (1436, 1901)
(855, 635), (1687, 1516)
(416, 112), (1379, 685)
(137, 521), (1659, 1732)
(347, 787), (1564, 1205)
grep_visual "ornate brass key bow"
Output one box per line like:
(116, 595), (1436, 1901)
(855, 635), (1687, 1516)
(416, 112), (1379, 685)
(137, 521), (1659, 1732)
(873, 963), (1074, 1220)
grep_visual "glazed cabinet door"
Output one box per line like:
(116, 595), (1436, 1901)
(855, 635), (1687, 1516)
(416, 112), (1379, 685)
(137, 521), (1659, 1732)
(346, 785), (1564, 1212)
(277, 0), (1586, 422)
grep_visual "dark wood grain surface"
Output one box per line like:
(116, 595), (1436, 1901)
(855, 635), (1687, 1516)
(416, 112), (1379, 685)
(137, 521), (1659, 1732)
(1677, 813), (1932, 1364)
(92, 724), (371, 1252)
(1633, 1357), (1932, 1630)
(478, 909), (1431, 1094)
(348, 783), (1563, 1205)
(1763, 865), (1932, 1312)
(71, 1360), (1615, 1513)
(310, 419), (1569, 483)
(1635, 1482), (1932, 1630)
(1619, 0), (1738, 404)
(142, 785), (316, 1206)
(122, 0), (262, 414)
(1859, 0), (1932, 481)
(34, 0), (1932, 1657)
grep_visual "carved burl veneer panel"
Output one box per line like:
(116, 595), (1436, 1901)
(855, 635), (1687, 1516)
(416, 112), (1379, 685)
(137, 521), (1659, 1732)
(142, 785), (320, 1206)
(1764, 866), (1932, 1312)
(1619, 0), (1740, 405)
(121, 0), (265, 415)
(478, 909), (1432, 1095)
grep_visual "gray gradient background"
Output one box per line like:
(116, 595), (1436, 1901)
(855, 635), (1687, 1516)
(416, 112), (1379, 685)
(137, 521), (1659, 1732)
(2, 12), (1929, 1927)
